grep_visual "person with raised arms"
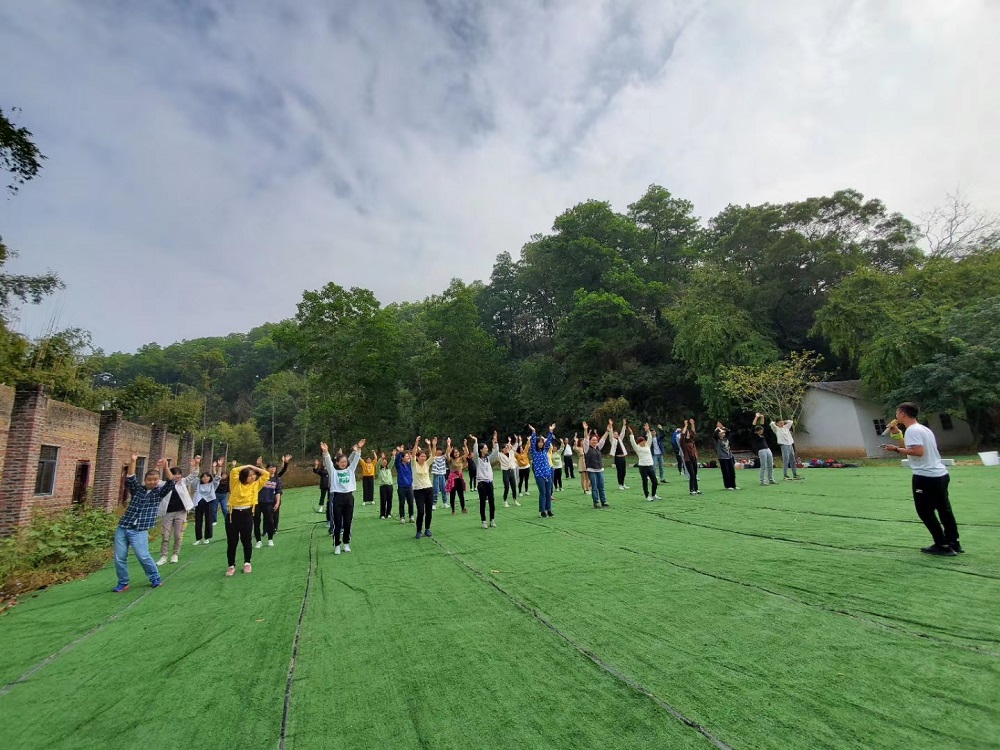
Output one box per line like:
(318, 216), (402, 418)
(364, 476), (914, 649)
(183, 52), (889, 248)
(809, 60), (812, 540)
(514, 437), (531, 496)
(191, 457), (222, 545)
(359, 450), (378, 507)
(528, 423), (557, 518)
(608, 419), (630, 491)
(581, 421), (612, 508)
(253, 461), (282, 549)
(498, 437), (520, 508)
(562, 437), (576, 481)
(156, 459), (197, 565)
(470, 432), (501, 527)
(322, 438), (365, 555)
(714, 422), (739, 491)
(629, 423), (661, 502)
(377, 452), (395, 520)
(573, 434), (591, 495)
(680, 419), (701, 495)
(430, 438), (449, 510)
(411, 436), (435, 538)
(446, 438), (469, 515)
(225, 461), (270, 576)
(112, 453), (173, 592)
(750, 413), (775, 486)
(394, 444), (415, 524)
(312, 457), (331, 514)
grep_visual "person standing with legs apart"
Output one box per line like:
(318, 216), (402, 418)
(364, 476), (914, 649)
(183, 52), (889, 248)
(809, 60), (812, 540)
(313, 458), (330, 514)
(411, 437), (435, 538)
(714, 423), (739, 490)
(751, 414), (775, 486)
(581, 421), (611, 507)
(563, 437), (575, 480)
(680, 419), (701, 495)
(514, 438), (531, 495)
(156, 460), (196, 565)
(225, 463), (270, 576)
(883, 402), (962, 556)
(629, 424), (660, 501)
(471, 433), (500, 527)
(498, 438), (520, 507)
(323, 439), (364, 554)
(192, 458), (222, 545)
(446, 439), (468, 514)
(377, 453), (395, 519)
(770, 418), (802, 480)
(359, 451), (377, 506)
(394, 446), (415, 524)
(254, 464), (282, 548)
(113, 453), (173, 592)
(609, 420), (630, 490)
(528, 424), (557, 517)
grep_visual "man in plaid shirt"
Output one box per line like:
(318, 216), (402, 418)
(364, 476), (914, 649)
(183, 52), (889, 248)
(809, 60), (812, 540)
(113, 452), (174, 592)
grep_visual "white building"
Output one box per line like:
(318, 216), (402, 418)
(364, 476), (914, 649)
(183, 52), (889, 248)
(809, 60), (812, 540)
(794, 380), (974, 458)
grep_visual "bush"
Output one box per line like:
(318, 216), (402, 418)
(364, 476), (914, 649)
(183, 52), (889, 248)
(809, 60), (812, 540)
(0, 505), (119, 612)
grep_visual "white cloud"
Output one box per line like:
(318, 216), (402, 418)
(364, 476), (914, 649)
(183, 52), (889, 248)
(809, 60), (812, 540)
(0, 0), (997, 351)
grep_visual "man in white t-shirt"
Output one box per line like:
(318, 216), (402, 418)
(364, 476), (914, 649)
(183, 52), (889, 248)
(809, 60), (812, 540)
(882, 402), (962, 556)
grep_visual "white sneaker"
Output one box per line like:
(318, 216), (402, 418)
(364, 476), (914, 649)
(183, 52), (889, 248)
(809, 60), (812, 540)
(504, 501), (510, 508)
(243, 563), (252, 574)
(622, 484), (630, 490)
(334, 544), (342, 555)
(343, 544), (351, 553)
(619, 485), (626, 491)
(400, 517), (405, 524)
(482, 521), (488, 529)
(652, 495), (661, 501)
(514, 500), (521, 507)
(489, 520), (497, 528)
(204, 538), (210, 544)
(267, 539), (274, 547)
(255, 541), (263, 549)
(193, 540), (201, 546)
(156, 556), (167, 565)
(170, 554), (178, 563)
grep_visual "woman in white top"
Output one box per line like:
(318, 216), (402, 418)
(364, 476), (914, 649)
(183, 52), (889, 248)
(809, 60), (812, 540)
(573, 435), (591, 494)
(562, 439), (575, 479)
(471, 433), (501, 528)
(608, 418), (630, 490)
(322, 438), (365, 555)
(628, 424), (660, 501)
(497, 438), (520, 508)
(192, 458), (222, 545)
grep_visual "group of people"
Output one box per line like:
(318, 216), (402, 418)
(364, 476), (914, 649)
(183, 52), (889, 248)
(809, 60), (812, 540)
(112, 403), (963, 589)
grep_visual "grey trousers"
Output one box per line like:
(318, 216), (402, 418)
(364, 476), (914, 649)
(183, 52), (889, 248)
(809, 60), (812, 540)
(780, 443), (799, 477)
(160, 510), (186, 556)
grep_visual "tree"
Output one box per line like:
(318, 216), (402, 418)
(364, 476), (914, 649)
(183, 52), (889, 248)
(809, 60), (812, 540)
(720, 351), (824, 423)
(920, 191), (1000, 260)
(206, 420), (266, 464)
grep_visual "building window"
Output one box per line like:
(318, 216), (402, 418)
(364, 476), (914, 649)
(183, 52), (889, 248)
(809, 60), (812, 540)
(135, 456), (147, 479)
(35, 445), (59, 495)
(939, 413), (954, 431)
(873, 418), (887, 435)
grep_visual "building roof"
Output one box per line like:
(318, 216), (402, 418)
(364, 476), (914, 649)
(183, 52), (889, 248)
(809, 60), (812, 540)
(808, 380), (864, 400)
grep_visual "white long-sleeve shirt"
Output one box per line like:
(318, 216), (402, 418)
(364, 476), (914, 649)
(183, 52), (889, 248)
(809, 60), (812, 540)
(498, 448), (518, 471)
(324, 450), (362, 493)
(609, 433), (628, 458)
(629, 433), (654, 467)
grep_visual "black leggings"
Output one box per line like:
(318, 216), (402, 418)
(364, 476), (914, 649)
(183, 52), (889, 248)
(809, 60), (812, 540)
(450, 477), (466, 511)
(502, 469), (517, 500)
(614, 455), (627, 486)
(638, 465), (658, 498)
(553, 467), (562, 490)
(397, 486), (414, 519)
(685, 459), (699, 492)
(478, 482), (496, 521)
(517, 467), (530, 492)
(362, 476), (374, 504)
(195, 501), (213, 540)
(255, 503), (276, 541)
(414, 487), (434, 532)
(226, 508), (253, 566)
(379, 484), (394, 517)
(467, 464), (477, 489)
(317, 486), (329, 508)
(719, 457), (736, 489)
(563, 455), (575, 478)
(331, 492), (355, 545)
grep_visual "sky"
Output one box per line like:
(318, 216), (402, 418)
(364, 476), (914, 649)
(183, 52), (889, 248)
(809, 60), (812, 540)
(1, 0), (998, 353)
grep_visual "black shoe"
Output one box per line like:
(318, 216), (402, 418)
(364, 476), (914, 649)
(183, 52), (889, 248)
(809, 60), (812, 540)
(951, 542), (965, 554)
(593, 503), (600, 508)
(601, 502), (610, 508)
(546, 511), (554, 517)
(540, 512), (547, 518)
(921, 544), (958, 557)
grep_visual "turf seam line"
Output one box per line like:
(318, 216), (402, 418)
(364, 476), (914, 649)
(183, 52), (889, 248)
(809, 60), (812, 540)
(279, 522), (317, 750)
(532, 522), (1000, 659)
(433, 537), (734, 750)
(0, 558), (196, 698)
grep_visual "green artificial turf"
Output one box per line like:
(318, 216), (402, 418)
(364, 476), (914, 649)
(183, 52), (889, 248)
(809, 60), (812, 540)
(1, 466), (998, 749)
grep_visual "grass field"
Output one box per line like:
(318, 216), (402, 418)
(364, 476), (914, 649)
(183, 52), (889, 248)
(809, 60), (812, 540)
(1, 465), (998, 749)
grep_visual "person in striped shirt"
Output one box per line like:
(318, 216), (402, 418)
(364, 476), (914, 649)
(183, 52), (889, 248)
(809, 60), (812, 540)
(430, 439), (449, 510)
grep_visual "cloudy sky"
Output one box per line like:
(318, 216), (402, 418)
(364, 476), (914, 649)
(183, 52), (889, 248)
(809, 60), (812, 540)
(1, 0), (997, 353)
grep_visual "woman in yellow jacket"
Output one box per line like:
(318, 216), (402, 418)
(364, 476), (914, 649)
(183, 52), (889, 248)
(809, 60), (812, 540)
(226, 463), (270, 576)
(514, 438), (531, 495)
(359, 451), (377, 506)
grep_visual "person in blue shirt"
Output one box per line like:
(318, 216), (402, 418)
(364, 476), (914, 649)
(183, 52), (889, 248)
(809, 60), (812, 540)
(394, 445), (415, 524)
(113, 452), (174, 593)
(652, 425), (667, 481)
(528, 423), (556, 518)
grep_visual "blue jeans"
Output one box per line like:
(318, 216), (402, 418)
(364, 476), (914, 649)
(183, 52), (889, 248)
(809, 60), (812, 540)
(652, 453), (665, 480)
(433, 474), (448, 506)
(212, 493), (229, 523)
(114, 526), (160, 586)
(535, 475), (553, 513)
(589, 471), (608, 506)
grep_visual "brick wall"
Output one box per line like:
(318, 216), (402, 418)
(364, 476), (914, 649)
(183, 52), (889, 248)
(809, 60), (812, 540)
(0, 383), (184, 534)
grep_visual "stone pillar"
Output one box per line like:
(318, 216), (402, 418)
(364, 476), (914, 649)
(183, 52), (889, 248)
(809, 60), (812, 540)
(149, 424), (168, 475)
(201, 438), (215, 471)
(178, 431), (195, 470)
(93, 409), (125, 512)
(0, 383), (49, 535)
